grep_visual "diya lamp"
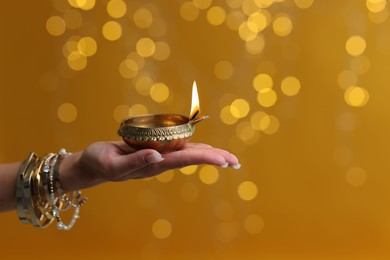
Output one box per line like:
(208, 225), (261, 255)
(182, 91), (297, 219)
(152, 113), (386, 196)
(118, 81), (209, 153)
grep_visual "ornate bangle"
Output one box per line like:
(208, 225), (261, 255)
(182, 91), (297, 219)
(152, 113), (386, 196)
(16, 149), (87, 230)
(29, 156), (54, 228)
(16, 152), (38, 224)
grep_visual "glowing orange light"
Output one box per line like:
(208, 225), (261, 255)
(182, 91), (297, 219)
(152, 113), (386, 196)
(190, 81), (200, 120)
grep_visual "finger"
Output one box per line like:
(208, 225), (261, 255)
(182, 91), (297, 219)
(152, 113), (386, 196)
(182, 144), (240, 167)
(111, 149), (164, 180)
(115, 147), (240, 180)
(184, 143), (213, 149)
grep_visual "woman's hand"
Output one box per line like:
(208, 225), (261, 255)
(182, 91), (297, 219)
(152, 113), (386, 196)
(59, 141), (240, 192)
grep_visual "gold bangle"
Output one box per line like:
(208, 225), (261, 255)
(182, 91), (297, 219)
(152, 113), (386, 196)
(31, 154), (56, 228)
(16, 149), (87, 230)
(22, 156), (42, 227)
(16, 152), (38, 224)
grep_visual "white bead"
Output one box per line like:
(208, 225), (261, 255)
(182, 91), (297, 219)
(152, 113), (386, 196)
(57, 222), (64, 230)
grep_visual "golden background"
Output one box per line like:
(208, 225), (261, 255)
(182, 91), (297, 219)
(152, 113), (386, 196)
(1, 0), (390, 259)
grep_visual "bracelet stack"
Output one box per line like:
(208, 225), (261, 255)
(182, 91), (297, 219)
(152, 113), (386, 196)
(16, 149), (87, 230)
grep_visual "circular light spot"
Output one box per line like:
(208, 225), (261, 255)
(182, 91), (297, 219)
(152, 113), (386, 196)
(242, 0), (260, 15)
(155, 170), (175, 183)
(346, 35), (366, 56)
(113, 104), (130, 123)
(152, 219), (172, 239)
(346, 167), (367, 187)
(180, 182), (199, 202)
(194, 0), (212, 9)
(136, 37), (156, 58)
(135, 76), (154, 96)
(46, 16), (66, 36)
(199, 165), (219, 185)
(67, 51), (87, 71)
(261, 115), (280, 134)
(153, 41), (171, 61)
(63, 38), (80, 58)
(63, 9), (83, 30)
(119, 59), (139, 79)
(366, 0), (387, 13)
(236, 121), (259, 144)
(148, 17), (167, 37)
(67, 0), (79, 8)
(294, 0), (314, 9)
(133, 7), (153, 29)
(230, 99), (250, 119)
(257, 88), (277, 107)
(273, 15), (293, 37)
(244, 214), (264, 234)
(337, 70), (358, 89)
(214, 60), (234, 80)
(220, 106), (239, 125)
(245, 34), (265, 55)
(281, 76), (301, 96)
(136, 189), (156, 209)
(180, 2), (199, 22)
(129, 104), (148, 116)
(248, 11), (269, 32)
(344, 86), (369, 107)
(107, 0), (127, 18)
(150, 82), (169, 103)
(253, 73), (273, 91)
(179, 165), (198, 175)
(255, 0), (275, 8)
(226, 0), (243, 8)
(207, 6), (227, 26)
(238, 22), (257, 41)
(102, 21), (122, 41)
(57, 103), (78, 123)
(368, 8), (389, 23)
(119, 60), (138, 79)
(226, 10), (246, 31)
(68, 0), (95, 10)
(237, 181), (258, 201)
(78, 37), (97, 57)
(127, 52), (146, 69)
(250, 111), (268, 131)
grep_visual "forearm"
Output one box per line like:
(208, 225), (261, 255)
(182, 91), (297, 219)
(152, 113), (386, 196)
(0, 162), (21, 212)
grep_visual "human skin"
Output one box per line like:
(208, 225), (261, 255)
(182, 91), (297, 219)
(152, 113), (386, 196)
(0, 141), (240, 212)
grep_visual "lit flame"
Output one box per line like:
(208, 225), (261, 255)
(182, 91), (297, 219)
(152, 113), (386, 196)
(190, 81), (200, 120)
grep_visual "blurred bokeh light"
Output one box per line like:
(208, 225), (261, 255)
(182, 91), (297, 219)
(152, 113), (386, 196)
(2, 0), (390, 259)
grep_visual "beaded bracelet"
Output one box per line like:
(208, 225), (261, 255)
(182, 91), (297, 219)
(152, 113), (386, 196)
(46, 149), (87, 230)
(16, 149), (87, 230)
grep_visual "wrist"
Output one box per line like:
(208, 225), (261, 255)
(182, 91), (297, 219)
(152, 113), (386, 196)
(58, 151), (103, 192)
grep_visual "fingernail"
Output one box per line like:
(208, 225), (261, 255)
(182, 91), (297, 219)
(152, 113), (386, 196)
(221, 162), (229, 168)
(231, 164), (241, 170)
(146, 153), (164, 163)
